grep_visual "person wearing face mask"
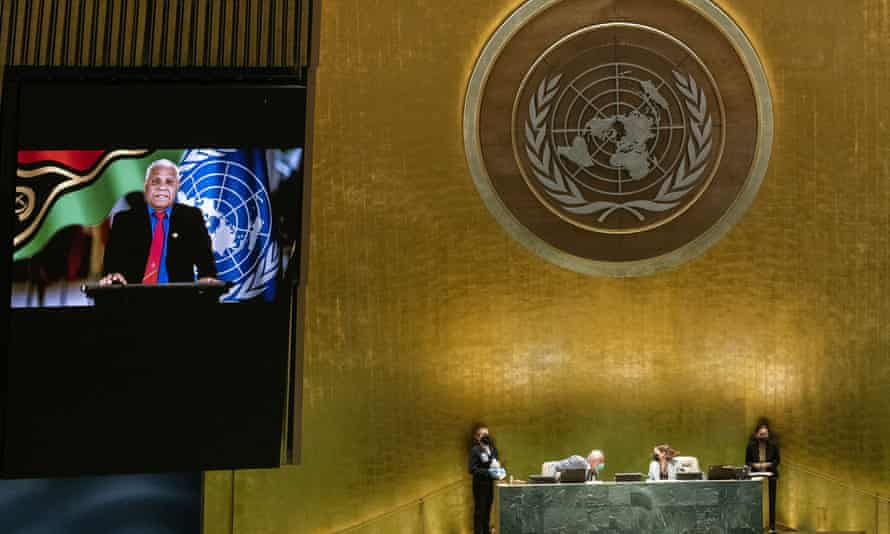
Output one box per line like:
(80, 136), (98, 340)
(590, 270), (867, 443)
(468, 424), (499, 534)
(745, 419), (780, 533)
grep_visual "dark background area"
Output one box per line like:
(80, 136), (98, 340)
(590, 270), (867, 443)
(1, 68), (305, 478)
(0, 472), (202, 534)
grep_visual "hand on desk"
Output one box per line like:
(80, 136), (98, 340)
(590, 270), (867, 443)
(99, 274), (222, 286)
(99, 273), (127, 285)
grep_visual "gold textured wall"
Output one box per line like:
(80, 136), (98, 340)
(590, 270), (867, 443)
(218, 0), (890, 532)
(3, 1), (890, 533)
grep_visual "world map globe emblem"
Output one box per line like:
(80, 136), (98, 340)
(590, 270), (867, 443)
(514, 24), (726, 235)
(466, 0), (772, 276)
(549, 63), (687, 196)
(177, 150), (275, 300)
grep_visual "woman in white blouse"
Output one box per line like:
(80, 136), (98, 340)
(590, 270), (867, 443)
(647, 444), (678, 481)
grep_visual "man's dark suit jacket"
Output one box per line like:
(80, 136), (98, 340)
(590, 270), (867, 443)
(103, 203), (217, 283)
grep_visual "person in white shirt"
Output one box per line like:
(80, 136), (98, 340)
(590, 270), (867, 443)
(647, 444), (678, 481)
(543, 449), (606, 481)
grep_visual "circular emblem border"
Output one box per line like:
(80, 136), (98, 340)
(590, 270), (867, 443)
(463, 0), (773, 277)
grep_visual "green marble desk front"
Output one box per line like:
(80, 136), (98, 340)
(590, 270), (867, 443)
(498, 479), (763, 534)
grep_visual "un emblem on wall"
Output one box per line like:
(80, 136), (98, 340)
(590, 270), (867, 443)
(465, 0), (772, 276)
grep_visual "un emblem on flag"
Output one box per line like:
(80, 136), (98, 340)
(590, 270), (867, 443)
(464, 0), (773, 276)
(178, 149), (278, 301)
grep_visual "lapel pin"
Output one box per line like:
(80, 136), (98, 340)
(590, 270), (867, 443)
(171, 232), (179, 239)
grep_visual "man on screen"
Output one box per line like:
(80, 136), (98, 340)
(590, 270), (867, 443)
(100, 159), (217, 285)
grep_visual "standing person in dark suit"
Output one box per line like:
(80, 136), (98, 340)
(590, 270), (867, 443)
(468, 423), (498, 534)
(745, 419), (780, 533)
(100, 159), (217, 285)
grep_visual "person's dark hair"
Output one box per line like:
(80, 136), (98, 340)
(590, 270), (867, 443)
(750, 418), (778, 444)
(470, 422), (488, 445)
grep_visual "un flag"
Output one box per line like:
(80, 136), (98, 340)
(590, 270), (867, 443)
(177, 149), (278, 301)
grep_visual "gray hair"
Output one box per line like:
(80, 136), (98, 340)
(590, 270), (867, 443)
(588, 449), (604, 462)
(144, 159), (180, 183)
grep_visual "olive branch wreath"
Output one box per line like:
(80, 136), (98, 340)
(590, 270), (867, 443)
(524, 70), (713, 223)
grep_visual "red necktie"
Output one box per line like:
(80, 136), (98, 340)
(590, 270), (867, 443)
(142, 211), (166, 284)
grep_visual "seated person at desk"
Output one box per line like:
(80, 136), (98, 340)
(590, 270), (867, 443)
(647, 444), (678, 481)
(542, 449), (605, 481)
(100, 159), (217, 286)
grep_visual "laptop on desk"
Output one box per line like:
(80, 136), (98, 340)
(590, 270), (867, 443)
(707, 465), (746, 480)
(558, 468), (589, 483)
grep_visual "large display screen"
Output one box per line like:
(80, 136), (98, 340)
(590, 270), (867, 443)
(12, 147), (302, 307)
(2, 69), (303, 476)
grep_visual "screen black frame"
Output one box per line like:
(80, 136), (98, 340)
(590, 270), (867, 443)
(1, 67), (306, 477)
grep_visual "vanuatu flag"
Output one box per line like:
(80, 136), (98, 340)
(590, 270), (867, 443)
(14, 149), (185, 261)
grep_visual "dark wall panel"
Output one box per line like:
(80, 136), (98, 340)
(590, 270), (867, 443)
(0, 0), (310, 71)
